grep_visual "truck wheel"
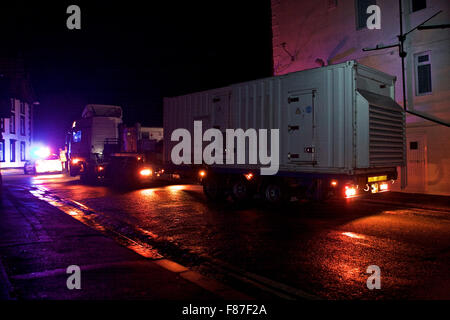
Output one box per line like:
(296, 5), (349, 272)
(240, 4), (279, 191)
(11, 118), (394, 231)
(231, 180), (251, 203)
(203, 176), (225, 202)
(263, 183), (287, 205)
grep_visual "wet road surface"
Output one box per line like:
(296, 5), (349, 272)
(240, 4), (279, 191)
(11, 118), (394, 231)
(4, 173), (450, 299)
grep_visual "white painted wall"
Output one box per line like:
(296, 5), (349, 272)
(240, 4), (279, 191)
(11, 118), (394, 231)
(1, 98), (33, 169)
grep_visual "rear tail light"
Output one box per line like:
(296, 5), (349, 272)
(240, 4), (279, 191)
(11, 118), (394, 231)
(344, 186), (357, 198)
(139, 168), (152, 176)
(380, 182), (388, 191)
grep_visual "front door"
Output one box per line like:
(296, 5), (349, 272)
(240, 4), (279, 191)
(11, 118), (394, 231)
(406, 133), (427, 192)
(287, 90), (315, 164)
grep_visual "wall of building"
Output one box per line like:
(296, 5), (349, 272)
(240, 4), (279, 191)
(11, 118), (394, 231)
(1, 98), (33, 168)
(272, 0), (450, 195)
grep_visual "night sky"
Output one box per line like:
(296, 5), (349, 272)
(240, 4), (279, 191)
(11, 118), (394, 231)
(0, 0), (272, 148)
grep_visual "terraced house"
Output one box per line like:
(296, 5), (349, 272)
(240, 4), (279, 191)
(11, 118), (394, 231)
(0, 55), (36, 169)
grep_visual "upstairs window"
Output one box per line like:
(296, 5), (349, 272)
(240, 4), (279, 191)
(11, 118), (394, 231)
(415, 52), (432, 95)
(356, 0), (376, 29)
(20, 101), (26, 114)
(0, 118), (4, 132)
(10, 112), (15, 134)
(411, 0), (426, 12)
(10, 98), (15, 111)
(20, 116), (25, 136)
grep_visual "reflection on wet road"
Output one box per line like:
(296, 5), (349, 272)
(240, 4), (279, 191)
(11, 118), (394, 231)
(7, 174), (450, 299)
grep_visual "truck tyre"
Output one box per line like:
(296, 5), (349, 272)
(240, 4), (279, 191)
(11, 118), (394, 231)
(263, 183), (288, 205)
(231, 179), (251, 203)
(203, 176), (225, 202)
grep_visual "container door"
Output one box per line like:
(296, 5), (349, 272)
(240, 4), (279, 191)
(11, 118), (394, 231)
(406, 133), (427, 192)
(287, 90), (315, 164)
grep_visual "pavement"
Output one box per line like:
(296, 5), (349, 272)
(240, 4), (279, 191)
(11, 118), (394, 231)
(0, 185), (249, 300)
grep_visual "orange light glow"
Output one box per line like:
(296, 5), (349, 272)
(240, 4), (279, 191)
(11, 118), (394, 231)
(71, 158), (81, 164)
(331, 180), (338, 187)
(199, 170), (206, 178)
(139, 169), (152, 176)
(344, 186), (357, 198)
(380, 182), (388, 191)
(244, 173), (254, 181)
(97, 166), (104, 171)
(342, 232), (365, 239)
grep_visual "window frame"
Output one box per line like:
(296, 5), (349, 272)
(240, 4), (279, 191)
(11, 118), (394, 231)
(0, 139), (5, 162)
(20, 141), (26, 161)
(20, 101), (26, 115)
(10, 98), (15, 111)
(0, 118), (4, 132)
(9, 112), (16, 134)
(10, 139), (16, 162)
(20, 115), (25, 136)
(414, 51), (432, 96)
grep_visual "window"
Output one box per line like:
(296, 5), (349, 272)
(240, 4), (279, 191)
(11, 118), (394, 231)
(411, 0), (426, 12)
(10, 98), (15, 111)
(20, 101), (25, 114)
(10, 139), (16, 162)
(410, 141), (418, 150)
(9, 112), (15, 134)
(20, 116), (25, 135)
(20, 142), (26, 161)
(356, 0), (376, 29)
(73, 130), (82, 143)
(0, 139), (4, 162)
(415, 52), (432, 95)
(0, 118), (4, 132)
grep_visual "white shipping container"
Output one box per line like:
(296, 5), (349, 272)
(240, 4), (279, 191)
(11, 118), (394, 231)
(163, 61), (405, 176)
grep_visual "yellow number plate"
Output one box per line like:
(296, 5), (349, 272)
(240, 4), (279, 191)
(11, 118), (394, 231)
(368, 175), (387, 183)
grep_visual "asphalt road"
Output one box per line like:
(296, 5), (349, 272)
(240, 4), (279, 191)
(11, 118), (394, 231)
(3, 173), (450, 299)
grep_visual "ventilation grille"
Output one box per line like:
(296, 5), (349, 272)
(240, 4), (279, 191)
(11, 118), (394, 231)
(369, 104), (405, 167)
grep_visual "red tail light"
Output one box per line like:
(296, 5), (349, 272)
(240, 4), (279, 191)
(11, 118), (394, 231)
(344, 186), (357, 198)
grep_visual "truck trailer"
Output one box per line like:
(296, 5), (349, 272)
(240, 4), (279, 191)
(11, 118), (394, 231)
(163, 61), (406, 202)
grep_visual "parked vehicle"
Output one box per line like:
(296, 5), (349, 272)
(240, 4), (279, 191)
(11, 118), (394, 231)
(163, 61), (406, 203)
(24, 154), (63, 175)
